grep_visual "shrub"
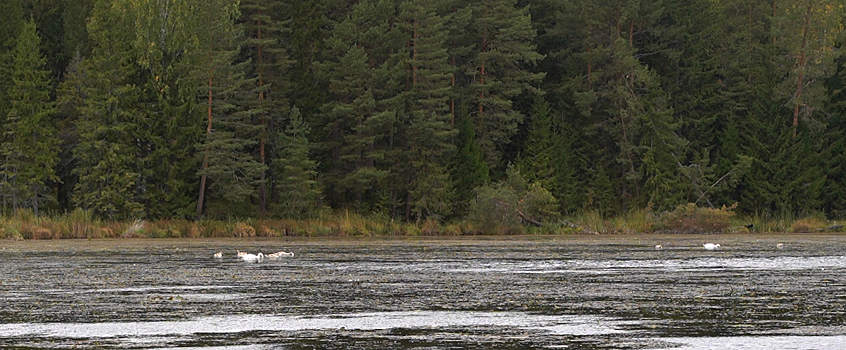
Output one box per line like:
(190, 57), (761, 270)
(792, 216), (827, 233)
(468, 165), (559, 235)
(659, 203), (735, 234)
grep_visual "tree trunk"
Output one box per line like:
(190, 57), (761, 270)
(196, 70), (213, 221)
(257, 16), (267, 216)
(478, 27), (487, 116)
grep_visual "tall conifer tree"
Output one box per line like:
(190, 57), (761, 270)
(393, 0), (457, 221)
(465, 0), (544, 170)
(517, 94), (555, 191)
(0, 0), (24, 136)
(3, 18), (59, 215)
(272, 106), (321, 218)
(73, 0), (143, 220)
(451, 104), (489, 216)
(195, 0), (266, 219)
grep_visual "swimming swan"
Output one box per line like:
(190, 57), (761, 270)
(654, 245), (663, 250)
(240, 252), (264, 262)
(213, 251), (223, 258)
(703, 243), (721, 250)
(267, 251), (295, 259)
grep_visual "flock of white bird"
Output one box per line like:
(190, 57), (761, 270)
(213, 242), (786, 259)
(653, 242), (785, 251)
(213, 249), (295, 262)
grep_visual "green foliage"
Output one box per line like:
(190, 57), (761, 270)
(468, 165), (559, 234)
(0, 0), (843, 224)
(2, 18), (59, 215)
(393, 0), (457, 222)
(464, 0), (545, 170)
(314, 10), (386, 208)
(0, 0), (24, 123)
(272, 106), (322, 219)
(517, 94), (555, 191)
(194, 0), (266, 219)
(72, 0), (143, 220)
(451, 105), (489, 216)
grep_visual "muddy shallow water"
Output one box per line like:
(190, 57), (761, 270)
(0, 234), (844, 349)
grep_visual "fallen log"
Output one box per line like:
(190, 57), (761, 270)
(516, 209), (542, 227)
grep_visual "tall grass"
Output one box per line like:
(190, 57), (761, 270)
(1, 206), (845, 240)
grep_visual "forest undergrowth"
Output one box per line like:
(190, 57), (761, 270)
(0, 205), (842, 240)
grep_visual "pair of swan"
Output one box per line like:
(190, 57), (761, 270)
(240, 250), (294, 261)
(216, 249), (294, 261)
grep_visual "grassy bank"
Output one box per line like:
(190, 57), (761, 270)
(0, 206), (843, 240)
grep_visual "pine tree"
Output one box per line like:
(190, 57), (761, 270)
(272, 106), (321, 218)
(772, 0), (842, 136)
(465, 0), (545, 170)
(240, 0), (294, 215)
(194, 0), (266, 219)
(2, 18), (59, 215)
(392, 0), (457, 221)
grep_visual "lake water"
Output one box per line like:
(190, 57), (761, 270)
(1, 234), (844, 349)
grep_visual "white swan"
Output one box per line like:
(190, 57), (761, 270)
(267, 250), (294, 259)
(240, 252), (264, 262)
(776, 243), (784, 249)
(703, 243), (721, 250)
(213, 251), (223, 258)
(654, 245), (663, 250)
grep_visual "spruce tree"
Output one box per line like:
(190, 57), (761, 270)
(62, 0), (94, 59)
(272, 106), (321, 218)
(3, 18), (59, 215)
(822, 32), (846, 218)
(72, 0), (143, 220)
(313, 0), (398, 210)
(451, 105), (489, 216)
(126, 0), (203, 219)
(55, 50), (88, 211)
(517, 94), (555, 191)
(0, 0), (24, 133)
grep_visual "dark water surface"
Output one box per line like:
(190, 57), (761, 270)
(1, 234), (845, 349)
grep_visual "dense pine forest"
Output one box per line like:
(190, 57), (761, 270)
(1, 0), (845, 227)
